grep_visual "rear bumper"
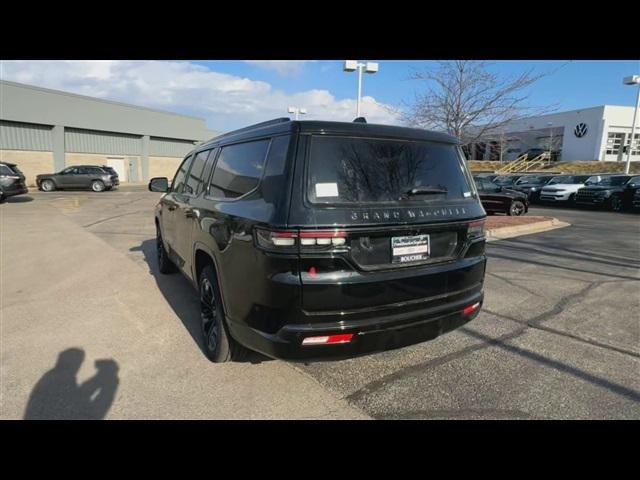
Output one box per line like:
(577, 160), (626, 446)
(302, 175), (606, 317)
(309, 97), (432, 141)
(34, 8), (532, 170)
(228, 287), (484, 361)
(2, 185), (28, 197)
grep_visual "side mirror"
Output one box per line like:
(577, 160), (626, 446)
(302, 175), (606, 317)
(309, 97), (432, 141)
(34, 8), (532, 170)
(149, 177), (169, 193)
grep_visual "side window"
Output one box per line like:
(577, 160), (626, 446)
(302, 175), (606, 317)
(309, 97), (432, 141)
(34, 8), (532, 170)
(184, 149), (212, 196)
(171, 154), (194, 193)
(0, 164), (13, 175)
(89, 167), (103, 175)
(209, 139), (270, 199)
(261, 136), (290, 208)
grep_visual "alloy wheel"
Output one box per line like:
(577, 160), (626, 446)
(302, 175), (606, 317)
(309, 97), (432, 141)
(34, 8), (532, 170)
(200, 277), (220, 353)
(510, 201), (525, 216)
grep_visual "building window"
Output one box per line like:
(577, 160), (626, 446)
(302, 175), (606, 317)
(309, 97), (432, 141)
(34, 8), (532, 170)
(624, 133), (640, 156)
(605, 132), (625, 155)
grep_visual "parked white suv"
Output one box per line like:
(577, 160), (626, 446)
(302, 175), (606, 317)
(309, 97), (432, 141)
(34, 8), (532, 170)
(540, 175), (605, 204)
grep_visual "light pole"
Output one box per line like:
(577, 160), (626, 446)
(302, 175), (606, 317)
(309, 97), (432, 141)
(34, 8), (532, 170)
(547, 122), (553, 162)
(343, 60), (379, 118)
(623, 75), (640, 174)
(287, 106), (307, 120)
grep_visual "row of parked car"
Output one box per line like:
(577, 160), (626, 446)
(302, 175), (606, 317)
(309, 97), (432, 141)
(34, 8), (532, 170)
(0, 162), (120, 201)
(472, 172), (640, 215)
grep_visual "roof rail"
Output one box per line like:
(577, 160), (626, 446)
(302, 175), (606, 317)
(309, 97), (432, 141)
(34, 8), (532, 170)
(209, 117), (291, 142)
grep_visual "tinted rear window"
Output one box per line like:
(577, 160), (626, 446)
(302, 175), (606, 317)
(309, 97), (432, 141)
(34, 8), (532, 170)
(307, 136), (472, 204)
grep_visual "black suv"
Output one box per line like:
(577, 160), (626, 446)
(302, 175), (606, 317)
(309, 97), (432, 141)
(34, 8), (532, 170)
(510, 175), (555, 203)
(0, 162), (29, 202)
(473, 175), (529, 215)
(574, 175), (633, 209)
(611, 175), (640, 212)
(36, 165), (119, 192)
(149, 118), (487, 362)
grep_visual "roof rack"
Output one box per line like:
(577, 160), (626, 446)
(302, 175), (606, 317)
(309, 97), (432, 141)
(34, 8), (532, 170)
(209, 117), (291, 142)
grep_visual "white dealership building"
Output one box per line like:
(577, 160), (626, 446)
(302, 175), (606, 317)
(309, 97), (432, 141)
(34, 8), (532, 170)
(469, 105), (640, 162)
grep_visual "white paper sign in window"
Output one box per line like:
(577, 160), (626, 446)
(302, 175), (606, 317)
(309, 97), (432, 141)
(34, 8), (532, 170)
(315, 182), (339, 198)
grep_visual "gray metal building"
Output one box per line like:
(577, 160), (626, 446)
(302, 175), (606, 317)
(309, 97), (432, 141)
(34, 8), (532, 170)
(0, 80), (218, 186)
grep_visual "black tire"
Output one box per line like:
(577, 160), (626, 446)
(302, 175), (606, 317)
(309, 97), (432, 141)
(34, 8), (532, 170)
(156, 224), (177, 274)
(610, 195), (623, 212)
(91, 180), (106, 192)
(0, 192), (5, 203)
(40, 179), (55, 192)
(567, 193), (576, 207)
(508, 200), (526, 216)
(199, 265), (248, 363)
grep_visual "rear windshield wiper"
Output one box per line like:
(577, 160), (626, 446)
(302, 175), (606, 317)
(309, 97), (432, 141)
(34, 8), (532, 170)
(404, 186), (448, 196)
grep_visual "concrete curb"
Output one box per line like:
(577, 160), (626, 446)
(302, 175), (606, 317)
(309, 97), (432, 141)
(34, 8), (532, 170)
(486, 218), (570, 242)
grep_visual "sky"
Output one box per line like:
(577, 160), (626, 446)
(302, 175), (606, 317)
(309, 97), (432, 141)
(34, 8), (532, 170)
(1, 60), (638, 133)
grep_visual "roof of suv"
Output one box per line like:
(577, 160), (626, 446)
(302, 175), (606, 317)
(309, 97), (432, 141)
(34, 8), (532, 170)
(199, 118), (460, 150)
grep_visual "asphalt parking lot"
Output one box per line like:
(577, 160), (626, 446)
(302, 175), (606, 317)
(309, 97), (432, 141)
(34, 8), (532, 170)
(1, 187), (639, 419)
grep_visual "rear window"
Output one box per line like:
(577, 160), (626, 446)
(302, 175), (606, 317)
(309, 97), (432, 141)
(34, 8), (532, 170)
(306, 136), (473, 205)
(0, 164), (14, 175)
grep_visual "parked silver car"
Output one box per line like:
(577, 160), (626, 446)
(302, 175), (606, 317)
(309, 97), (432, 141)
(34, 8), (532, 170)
(36, 165), (119, 192)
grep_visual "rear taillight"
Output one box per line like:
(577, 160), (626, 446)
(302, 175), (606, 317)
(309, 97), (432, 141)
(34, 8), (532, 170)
(467, 219), (485, 239)
(299, 230), (346, 247)
(255, 228), (347, 252)
(255, 228), (298, 252)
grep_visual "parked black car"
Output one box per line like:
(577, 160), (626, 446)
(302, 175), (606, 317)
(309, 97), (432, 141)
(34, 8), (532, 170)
(611, 175), (640, 212)
(511, 175), (555, 203)
(36, 165), (119, 192)
(149, 118), (487, 362)
(473, 175), (529, 215)
(574, 175), (634, 209)
(0, 162), (29, 202)
(493, 174), (531, 188)
(473, 173), (499, 183)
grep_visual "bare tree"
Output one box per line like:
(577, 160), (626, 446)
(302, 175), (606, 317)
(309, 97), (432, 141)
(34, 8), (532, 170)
(403, 61), (558, 146)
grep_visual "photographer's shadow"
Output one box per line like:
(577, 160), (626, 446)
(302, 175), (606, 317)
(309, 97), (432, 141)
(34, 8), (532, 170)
(24, 348), (119, 420)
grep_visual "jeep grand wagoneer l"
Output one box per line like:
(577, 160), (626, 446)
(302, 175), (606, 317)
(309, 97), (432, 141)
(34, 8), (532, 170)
(149, 118), (487, 362)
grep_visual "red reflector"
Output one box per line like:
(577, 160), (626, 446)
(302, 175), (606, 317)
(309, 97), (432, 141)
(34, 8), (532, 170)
(463, 302), (481, 315)
(308, 266), (317, 276)
(302, 333), (353, 345)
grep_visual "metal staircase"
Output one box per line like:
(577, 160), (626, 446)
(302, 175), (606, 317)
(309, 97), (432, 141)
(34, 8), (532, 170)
(495, 152), (551, 174)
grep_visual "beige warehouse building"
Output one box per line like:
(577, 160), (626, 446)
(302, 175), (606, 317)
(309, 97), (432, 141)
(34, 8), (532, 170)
(0, 80), (218, 187)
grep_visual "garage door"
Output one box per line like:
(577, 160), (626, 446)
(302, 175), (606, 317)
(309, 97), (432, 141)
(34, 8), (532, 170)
(107, 158), (127, 182)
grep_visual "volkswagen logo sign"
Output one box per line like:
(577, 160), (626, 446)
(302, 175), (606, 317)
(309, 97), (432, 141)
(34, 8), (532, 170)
(574, 123), (588, 138)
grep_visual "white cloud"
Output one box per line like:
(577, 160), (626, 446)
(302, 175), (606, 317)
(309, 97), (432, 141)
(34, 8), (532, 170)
(244, 60), (315, 76)
(0, 60), (402, 132)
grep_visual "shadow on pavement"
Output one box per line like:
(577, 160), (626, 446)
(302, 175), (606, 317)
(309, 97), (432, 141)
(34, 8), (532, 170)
(131, 239), (270, 364)
(3, 195), (34, 203)
(24, 348), (119, 420)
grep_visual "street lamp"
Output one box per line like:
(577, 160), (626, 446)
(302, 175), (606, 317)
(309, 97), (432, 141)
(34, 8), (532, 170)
(287, 106), (307, 120)
(623, 75), (640, 174)
(547, 122), (553, 162)
(343, 60), (379, 118)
